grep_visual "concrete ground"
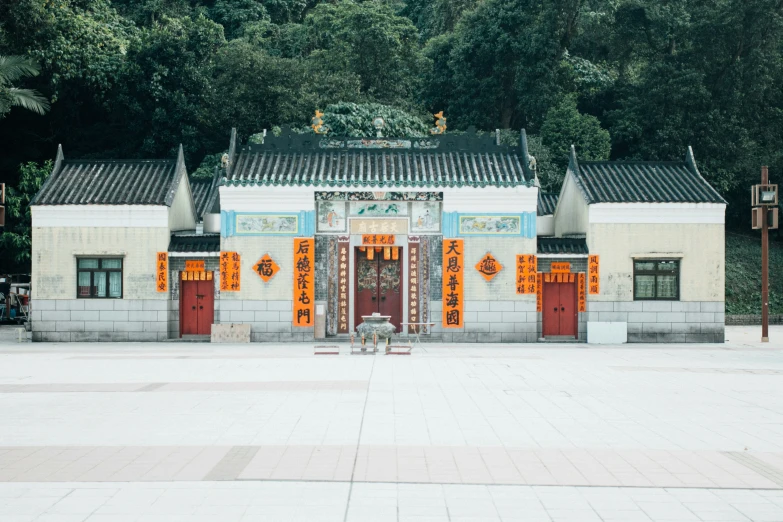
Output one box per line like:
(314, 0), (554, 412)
(0, 326), (781, 522)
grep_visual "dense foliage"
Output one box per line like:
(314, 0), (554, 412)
(725, 233), (783, 315)
(2, 0), (783, 273)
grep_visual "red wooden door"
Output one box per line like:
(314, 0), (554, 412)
(542, 281), (560, 337)
(542, 280), (578, 338)
(196, 278), (214, 335)
(378, 257), (402, 332)
(355, 253), (378, 329)
(181, 279), (199, 335)
(558, 280), (578, 337)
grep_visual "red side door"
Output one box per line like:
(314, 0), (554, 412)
(378, 256), (402, 333)
(181, 279), (199, 335)
(558, 280), (578, 337)
(542, 281), (560, 337)
(196, 278), (214, 335)
(355, 253), (378, 329)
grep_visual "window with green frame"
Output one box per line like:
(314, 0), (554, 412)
(77, 258), (123, 298)
(633, 260), (679, 300)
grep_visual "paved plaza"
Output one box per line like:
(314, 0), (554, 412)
(0, 326), (782, 521)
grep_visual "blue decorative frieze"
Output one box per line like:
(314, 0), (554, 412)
(442, 212), (536, 238)
(221, 210), (316, 237)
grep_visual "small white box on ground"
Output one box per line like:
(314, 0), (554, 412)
(587, 322), (628, 344)
(211, 324), (251, 343)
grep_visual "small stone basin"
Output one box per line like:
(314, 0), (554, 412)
(356, 314), (396, 345)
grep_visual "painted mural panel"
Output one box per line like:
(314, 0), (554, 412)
(316, 201), (347, 233)
(411, 201), (441, 233)
(350, 201), (408, 216)
(458, 215), (521, 235)
(236, 214), (298, 235)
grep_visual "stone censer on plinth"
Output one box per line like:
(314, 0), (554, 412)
(355, 313), (396, 352)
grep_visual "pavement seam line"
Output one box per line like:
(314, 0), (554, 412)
(723, 452), (783, 487)
(343, 355), (377, 522)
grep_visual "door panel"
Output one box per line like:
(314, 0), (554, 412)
(181, 279), (199, 335)
(196, 278), (214, 335)
(542, 281), (560, 337)
(354, 253), (378, 329)
(378, 257), (402, 332)
(558, 281), (578, 337)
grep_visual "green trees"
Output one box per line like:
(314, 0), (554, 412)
(0, 56), (50, 118)
(0, 161), (51, 270)
(540, 95), (611, 169)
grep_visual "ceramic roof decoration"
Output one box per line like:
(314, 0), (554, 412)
(222, 126), (535, 189)
(568, 145), (725, 204)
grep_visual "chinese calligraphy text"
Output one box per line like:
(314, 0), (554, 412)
(588, 255), (600, 294)
(219, 251), (241, 292)
(442, 239), (464, 328)
(184, 260), (204, 272)
(515, 255), (537, 294)
(156, 252), (168, 293)
(253, 254), (280, 283)
(337, 241), (349, 333)
(578, 272), (586, 312)
(536, 273), (543, 311)
(409, 243), (419, 333)
(293, 238), (314, 326)
(475, 253), (502, 281)
(362, 234), (395, 245)
(551, 262), (571, 273)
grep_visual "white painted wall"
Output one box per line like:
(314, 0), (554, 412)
(31, 227), (171, 300)
(553, 173), (588, 237)
(220, 185), (538, 214)
(589, 203), (725, 224)
(168, 171), (197, 231)
(219, 236), (294, 301)
(587, 223), (725, 302)
(537, 215), (554, 236)
(32, 206), (169, 228)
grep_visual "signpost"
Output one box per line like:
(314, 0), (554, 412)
(751, 167), (778, 342)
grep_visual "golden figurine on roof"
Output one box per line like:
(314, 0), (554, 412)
(311, 110), (328, 134)
(430, 111), (446, 134)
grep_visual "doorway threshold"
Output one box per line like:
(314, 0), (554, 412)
(538, 336), (584, 343)
(167, 335), (211, 342)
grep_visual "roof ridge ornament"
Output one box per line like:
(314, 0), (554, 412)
(311, 110), (329, 135)
(431, 111), (446, 135)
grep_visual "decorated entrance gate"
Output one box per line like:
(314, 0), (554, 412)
(354, 248), (402, 332)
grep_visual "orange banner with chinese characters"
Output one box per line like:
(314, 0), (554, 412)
(362, 234), (395, 245)
(293, 238), (314, 327)
(588, 255), (600, 294)
(156, 252), (168, 293)
(219, 251), (241, 292)
(337, 240), (349, 334)
(551, 262), (571, 273)
(536, 273), (543, 312)
(578, 272), (586, 312)
(442, 239), (464, 328)
(515, 254), (537, 294)
(185, 260), (204, 272)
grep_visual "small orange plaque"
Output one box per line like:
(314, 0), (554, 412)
(185, 260), (204, 272)
(551, 262), (571, 273)
(475, 253), (503, 281)
(253, 254), (280, 282)
(362, 234), (395, 245)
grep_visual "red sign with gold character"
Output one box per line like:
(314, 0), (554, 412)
(253, 254), (279, 282)
(293, 238), (314, 327)
(475, 253), (502, 281)
(515, 254), (537, 294)
(337, 240), (349, 333)
(442, 239), (464, 328)
(409, 242), (420, 333)
(156, 252), (168, 293)
(588, 255), (600, 294)
(578, 272), (586, 312)
(362, 234), (395, 245)
(219, 251), (241, 292)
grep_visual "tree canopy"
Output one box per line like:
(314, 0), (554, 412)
(3, 0), (783, 269)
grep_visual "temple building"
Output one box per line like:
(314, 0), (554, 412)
(28, 124), (726, 343)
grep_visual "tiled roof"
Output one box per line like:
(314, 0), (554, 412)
(33, 159), (180, 206)
(537, 237), (589, 255)
(538, 192), (559, 215)
(570, 147), (725, 204)
(168, 234), (220, 253)
(190, 178), (217, 218)
(223, 131), (533, 189)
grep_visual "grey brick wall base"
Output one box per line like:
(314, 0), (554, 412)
(31, 299), (168, 342)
